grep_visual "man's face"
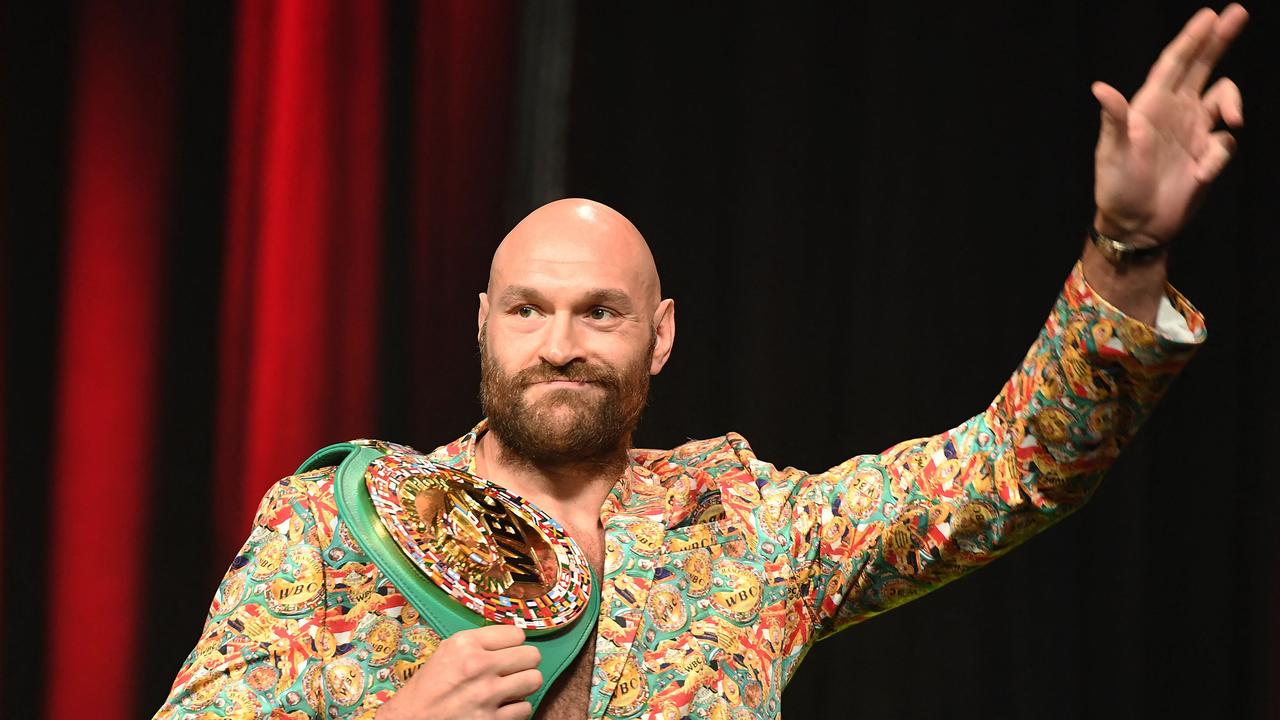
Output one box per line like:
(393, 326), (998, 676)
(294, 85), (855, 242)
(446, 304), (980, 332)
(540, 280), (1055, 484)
(477, 200), (674, 465)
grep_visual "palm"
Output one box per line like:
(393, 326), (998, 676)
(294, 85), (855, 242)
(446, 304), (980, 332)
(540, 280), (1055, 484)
(1092, 5), (1248, 244)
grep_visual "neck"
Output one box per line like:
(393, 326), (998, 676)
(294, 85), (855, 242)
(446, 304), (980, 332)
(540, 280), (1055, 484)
(474, 430), (627, 526)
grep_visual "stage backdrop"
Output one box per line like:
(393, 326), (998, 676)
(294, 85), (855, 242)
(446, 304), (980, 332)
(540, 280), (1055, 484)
(2, 1), (1276, 718)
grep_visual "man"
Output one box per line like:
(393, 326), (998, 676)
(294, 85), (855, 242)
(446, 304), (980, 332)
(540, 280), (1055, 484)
(157, 6), (1247, 719)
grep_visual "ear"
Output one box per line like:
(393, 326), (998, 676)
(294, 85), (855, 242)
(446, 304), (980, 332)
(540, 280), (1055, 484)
(477, 292), (489, 342)
(649, 298), (676, 375)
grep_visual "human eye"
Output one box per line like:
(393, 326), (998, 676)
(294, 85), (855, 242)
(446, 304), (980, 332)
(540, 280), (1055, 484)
(587, 306), (615, 321)
(515, 305), (539, 319)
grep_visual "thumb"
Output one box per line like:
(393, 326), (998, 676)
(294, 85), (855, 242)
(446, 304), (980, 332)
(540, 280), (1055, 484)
(1091, 81), (1130, 146)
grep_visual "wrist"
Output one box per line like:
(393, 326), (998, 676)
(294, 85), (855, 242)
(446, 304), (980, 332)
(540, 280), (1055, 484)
(1091, 210), (1166, 249)
(1080, 234), (1168, 326)
(1089, 209), (1171, 270)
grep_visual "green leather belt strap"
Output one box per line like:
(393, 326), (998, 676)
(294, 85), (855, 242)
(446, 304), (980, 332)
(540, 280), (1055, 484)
(296, 442), (601, 712)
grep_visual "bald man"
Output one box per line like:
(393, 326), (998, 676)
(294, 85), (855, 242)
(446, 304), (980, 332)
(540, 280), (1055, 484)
(157, 6), (1246, 720)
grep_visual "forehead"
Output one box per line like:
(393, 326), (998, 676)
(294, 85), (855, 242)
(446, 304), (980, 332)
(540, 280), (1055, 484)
(494, 248), (638, 297)
(488, 204), (659, 304)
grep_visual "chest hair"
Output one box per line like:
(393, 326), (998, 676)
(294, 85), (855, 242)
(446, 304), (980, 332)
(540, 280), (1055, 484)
(535, 526), (604, 720)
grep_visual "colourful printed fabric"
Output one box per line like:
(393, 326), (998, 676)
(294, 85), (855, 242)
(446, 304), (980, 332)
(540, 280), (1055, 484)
(155, 263), (1204, 719)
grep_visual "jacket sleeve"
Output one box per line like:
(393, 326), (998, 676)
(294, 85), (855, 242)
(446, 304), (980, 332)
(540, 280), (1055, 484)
(152, 470), (335, 719)
(789, 262), (1205, 640)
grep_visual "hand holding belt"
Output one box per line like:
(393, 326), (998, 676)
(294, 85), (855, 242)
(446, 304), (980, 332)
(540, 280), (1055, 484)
(296, 442), (600, 713)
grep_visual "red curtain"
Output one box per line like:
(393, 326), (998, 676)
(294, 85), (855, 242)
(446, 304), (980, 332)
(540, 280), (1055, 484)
(408, 0), (518, 451)
(45, 2), (176, 716)
(214, 0), (387, 558)
(216, 0), (517, 559)
(34, 2), (518, 717)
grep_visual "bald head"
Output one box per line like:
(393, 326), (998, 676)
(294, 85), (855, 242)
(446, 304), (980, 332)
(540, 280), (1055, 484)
(488, 198), (661, 310)
(478, 197), (676, 391)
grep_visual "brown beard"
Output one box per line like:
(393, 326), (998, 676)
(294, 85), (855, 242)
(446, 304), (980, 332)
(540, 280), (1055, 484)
(479, 325), (653, 466)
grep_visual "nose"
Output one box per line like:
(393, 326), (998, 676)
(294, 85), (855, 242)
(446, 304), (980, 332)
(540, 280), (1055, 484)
(539, 312), (585, 367)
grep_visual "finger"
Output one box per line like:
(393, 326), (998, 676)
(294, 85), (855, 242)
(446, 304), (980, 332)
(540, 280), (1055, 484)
(1145, 8), (1217, 92)
(496, 700), (534, 720)
(467, 624), (527, 651)
(495, 667), (543, 702)
(1194, 130), (1237, 184)
(1091, 81), (1130, 144)
(1202, 77), (1244, 128)
(491, 644), (542, 676)
(1181, 4), (1250, 93)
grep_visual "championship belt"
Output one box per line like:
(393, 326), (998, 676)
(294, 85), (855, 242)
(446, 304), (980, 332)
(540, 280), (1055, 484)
(295, 441), (600, 712)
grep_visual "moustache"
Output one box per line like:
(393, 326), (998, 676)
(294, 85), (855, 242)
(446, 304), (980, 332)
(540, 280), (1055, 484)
(514, 361), (618, 388)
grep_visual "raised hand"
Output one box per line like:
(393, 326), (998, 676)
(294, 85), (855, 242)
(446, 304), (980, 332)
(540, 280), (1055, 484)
(375, 625), (541, 720)
(1091, 4), (1248, 246)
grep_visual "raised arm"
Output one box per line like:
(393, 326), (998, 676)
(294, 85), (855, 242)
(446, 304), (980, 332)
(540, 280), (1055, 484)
(798, 261), (1204, 640)
(783, 4), (1246, 643)
(1084, 4), (1247, 323)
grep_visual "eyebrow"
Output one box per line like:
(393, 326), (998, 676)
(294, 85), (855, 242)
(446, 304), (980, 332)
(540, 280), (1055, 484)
(498, 285), (635, 311)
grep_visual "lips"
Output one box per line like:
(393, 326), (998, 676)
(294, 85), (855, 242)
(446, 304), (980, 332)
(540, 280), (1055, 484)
(521, 373), (609, 387)
(512, 362), (617, 390)
(527, 379), (596, 392)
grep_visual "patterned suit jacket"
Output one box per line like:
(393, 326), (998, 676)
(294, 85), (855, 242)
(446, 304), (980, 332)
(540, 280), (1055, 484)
(156, 264), (1204, 719)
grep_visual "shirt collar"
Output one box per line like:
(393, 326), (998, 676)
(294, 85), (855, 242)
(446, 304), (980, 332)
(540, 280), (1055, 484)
(426, 419), (670, 526)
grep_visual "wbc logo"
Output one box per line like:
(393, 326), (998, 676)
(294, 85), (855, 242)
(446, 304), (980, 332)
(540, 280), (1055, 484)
(408, 474), (555, 598)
